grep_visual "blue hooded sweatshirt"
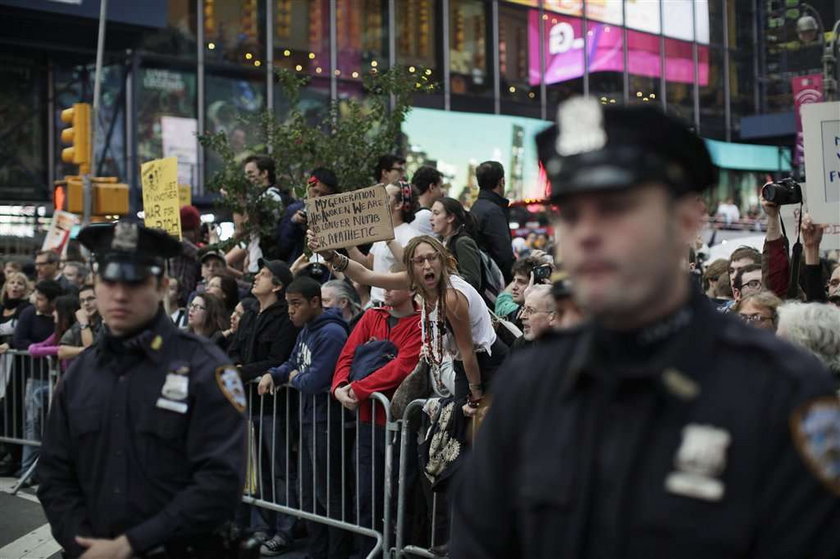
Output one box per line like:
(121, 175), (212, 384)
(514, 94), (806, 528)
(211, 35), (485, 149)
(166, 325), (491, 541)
(268, 307), (348, 423)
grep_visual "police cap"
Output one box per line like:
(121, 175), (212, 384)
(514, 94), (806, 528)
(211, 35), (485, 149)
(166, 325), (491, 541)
(536, 97), (717, 201)
(78, 221), (182, 283)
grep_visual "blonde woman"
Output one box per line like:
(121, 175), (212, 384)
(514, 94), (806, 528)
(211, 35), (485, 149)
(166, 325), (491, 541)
(0, 271), (32, 351)
(312, 234), (508, 415)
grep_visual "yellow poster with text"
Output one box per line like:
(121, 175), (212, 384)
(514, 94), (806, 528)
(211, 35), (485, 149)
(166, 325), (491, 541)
(141, 157), (182, 240)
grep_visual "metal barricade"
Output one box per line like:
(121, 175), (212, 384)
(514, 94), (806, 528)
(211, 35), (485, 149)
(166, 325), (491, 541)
(0, 349), (60, 493)
(243, 383), (400, 559)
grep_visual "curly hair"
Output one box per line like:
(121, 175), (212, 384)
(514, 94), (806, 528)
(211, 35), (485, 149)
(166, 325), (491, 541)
(403, 236), (459, 299)
(777, 302), (840, 375)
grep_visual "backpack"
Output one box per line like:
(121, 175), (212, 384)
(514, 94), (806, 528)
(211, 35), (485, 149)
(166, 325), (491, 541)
(478, 249), (505, 307)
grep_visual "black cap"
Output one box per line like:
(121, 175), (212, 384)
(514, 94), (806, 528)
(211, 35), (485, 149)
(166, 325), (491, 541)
(258, 258), (293, 287)
(200, 250), (226, 265)
(78, 221), (182, 283)
(537, 98), (717, 201)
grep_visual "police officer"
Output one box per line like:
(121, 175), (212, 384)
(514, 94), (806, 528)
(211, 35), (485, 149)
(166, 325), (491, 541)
(450, 99), (840, 558)
(37, 221), (248, 558)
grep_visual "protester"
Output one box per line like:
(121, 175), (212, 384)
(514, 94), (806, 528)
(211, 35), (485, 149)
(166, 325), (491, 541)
(516, 285), (557, 349)
(167, 277), (188, 329)
(169, 205), (202, 304)
(331, 283), (422, 556)
(207, 274), (240, 322)
(0, 271), (32, 351)
(57, 283), (101, 361)
(227, 258), (299, 556)
(27, 294), (80, 369)
(61, 261), (88, 291)
(347, 182), (421, 305)
(33, 250), (60, 282)
(731, 263), (764, 303)
(451, 98), (840, 557)
(430, 197), (482, 291)
(220, 298), (255, 349)
(315, 234), (507, 412)
(714, 272), (734, 303)
(277, 167), (339, 264)
(551, 278), (584, 330)
(12, 279), (62, 351)
(703, 258), (729, 300)
(471, 161), (514, 283)
(411, 166), (445, 235)
(494, 256), (553, 329)
(733, 290), (782, 332)
(726, 245), (762, 301)
(374, 154), (406, 185)
(777, 302), (840, 380)
(258, 277), (352, 559)
(187, 293), (229, 350)
(321, 279), (363, 324)
(243, 154), (294, 265)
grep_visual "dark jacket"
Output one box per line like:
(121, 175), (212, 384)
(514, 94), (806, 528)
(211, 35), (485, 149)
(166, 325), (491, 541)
(13, 305), (54, 349)
(471, 189), (514, 283)
(269, 308), (348, 424)
(275, 200), (306, 264)
(448, 233), (482, 292)
(451, 290), (840, 558)
(228, 298), (299, 383)
(37, 310), (246, 557)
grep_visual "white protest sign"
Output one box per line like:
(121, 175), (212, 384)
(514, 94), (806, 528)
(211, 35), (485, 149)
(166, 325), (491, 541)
(306, 185), (394, 251)
(41, 211), (80, 254)
(161, 116), (197, 188)
(799, 102), (840, 250)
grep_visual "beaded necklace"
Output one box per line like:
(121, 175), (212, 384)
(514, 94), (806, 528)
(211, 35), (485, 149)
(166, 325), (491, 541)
(421, 296), (446, 367)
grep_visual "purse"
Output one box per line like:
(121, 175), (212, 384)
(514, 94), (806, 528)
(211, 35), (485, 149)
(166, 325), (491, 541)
(390, 358), (432, 419)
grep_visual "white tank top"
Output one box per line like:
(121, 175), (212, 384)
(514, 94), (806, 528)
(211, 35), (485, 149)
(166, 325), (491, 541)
(423, 274), (497, 360)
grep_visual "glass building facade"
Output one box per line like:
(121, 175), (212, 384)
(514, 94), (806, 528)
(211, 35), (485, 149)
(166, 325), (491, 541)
(0, 0), (824, 207)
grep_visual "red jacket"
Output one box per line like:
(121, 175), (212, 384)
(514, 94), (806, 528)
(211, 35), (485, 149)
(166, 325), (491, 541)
(331, 308), (422, 425)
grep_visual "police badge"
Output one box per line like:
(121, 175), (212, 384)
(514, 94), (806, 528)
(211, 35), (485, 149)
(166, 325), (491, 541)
(791, 397), (840, 496)
(665, 423), (731, 501)
(216, 366), (247, 413)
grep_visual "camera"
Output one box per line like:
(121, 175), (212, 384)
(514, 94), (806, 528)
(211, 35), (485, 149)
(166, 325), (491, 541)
(761, 178), (802, 206)
(533, 265), (552, 283)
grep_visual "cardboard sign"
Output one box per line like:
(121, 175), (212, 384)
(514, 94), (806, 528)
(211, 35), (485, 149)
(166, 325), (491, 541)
(305, 185), (394, 250)
(799, 102), (840, 250)
(41, 211), (80, 255)
(141, 157), (182, 239)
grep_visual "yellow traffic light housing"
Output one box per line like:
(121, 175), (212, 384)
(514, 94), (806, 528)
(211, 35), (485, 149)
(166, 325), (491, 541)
(60, 103), (91, 174)
(64, 176), (129, 216)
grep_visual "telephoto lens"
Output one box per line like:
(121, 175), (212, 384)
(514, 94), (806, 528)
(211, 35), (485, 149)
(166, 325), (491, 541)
(761, 178), (803, 206)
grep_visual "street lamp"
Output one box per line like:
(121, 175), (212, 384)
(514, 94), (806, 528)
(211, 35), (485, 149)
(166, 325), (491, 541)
(796, 3), (840, 101)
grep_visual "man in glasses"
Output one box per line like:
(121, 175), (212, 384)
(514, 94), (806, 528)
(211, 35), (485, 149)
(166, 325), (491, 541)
(374, 153), (406, 185)
(731, 263), (764, 303)
(277, 167), (339, 264)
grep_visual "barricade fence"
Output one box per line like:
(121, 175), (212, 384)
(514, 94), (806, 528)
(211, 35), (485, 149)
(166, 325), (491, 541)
(0, 349), (59, 493)
(0, 353), (454, 558)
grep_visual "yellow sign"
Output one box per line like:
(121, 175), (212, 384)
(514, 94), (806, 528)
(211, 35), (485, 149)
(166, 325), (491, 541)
(179, 184), (192, 207)
(141, 157), (182, 240)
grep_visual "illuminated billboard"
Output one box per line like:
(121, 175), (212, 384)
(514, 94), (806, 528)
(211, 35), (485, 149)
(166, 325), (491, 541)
(528, 10), (709, 87)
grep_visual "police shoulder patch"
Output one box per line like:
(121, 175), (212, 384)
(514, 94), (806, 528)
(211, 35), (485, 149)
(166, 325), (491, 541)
(790, 396), (840, 496)
(216, 366), (246, 413)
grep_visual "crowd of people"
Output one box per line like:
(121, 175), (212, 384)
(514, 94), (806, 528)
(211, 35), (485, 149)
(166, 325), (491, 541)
(2, 139), (840, 557)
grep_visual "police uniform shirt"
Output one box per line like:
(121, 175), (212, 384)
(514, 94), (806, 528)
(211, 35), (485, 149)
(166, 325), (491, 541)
(450, 290), (840, 558)
(37, 309), (247, 557)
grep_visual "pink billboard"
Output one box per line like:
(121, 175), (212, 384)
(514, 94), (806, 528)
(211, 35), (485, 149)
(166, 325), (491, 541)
(528, 10), (708, 87)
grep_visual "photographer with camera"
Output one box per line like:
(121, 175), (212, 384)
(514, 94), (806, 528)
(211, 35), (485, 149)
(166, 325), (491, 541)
(494, 255), (554, 330)
(760, 178), (833, 303)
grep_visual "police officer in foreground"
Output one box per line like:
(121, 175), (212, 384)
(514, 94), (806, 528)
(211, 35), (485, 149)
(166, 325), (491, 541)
(450, 98), (840, 558)
(37, 221), (248, 558)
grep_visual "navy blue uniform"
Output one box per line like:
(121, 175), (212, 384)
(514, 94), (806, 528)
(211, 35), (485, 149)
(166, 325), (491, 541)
(38, 310), (247, 557)
(451, 293), (840, 558)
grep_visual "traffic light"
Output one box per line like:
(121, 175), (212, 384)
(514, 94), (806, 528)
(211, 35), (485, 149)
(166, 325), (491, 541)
(57, 175), (129, 216)
(60, 102), (91, 175)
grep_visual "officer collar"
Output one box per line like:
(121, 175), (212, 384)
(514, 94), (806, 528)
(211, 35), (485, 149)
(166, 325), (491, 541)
(99, 307), (174, 365)
(561, 286), (714, 400)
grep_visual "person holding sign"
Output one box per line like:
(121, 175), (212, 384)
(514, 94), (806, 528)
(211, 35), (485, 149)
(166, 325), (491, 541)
(310, 233), (507, 415)
(346, 182), (422, 305)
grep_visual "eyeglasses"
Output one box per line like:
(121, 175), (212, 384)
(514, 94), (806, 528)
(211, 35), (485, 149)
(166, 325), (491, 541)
(521, 306), (554, 317)
(410, 253), (439, 266)
(188, 303), (206, 311)
(738, 313), (772, 323)
(740, 279), (762, 290)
